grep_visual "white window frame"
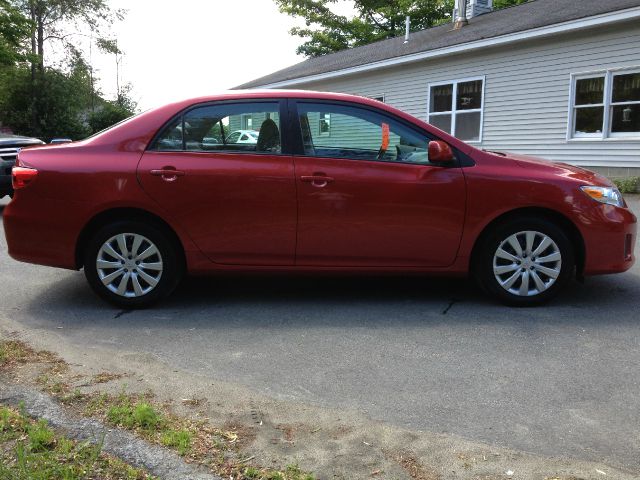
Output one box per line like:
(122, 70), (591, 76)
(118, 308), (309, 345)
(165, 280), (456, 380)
(427, 76), (485, 144)
(318, 112), (331, 137)
(240, 113), (252, 130)
(567, 66), (640, 141)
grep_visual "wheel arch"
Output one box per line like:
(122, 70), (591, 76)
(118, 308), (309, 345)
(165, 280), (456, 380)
(469, 207), (586, 279)
(75, 207), (186, 271)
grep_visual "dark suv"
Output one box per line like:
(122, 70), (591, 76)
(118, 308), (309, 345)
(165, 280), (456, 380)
(0, 134), (45, 198)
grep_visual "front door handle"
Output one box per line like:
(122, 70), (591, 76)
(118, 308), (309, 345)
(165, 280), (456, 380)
(150, 167), (185, 182)
(301, 174), (334, 188)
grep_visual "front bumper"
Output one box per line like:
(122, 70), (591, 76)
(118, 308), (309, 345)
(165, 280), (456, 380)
(582, 203), (637, 275)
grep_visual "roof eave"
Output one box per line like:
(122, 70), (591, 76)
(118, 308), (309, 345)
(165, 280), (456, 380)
(249, 5), (640, 89)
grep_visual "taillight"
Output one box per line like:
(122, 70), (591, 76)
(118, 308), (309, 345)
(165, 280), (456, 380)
(12, 166), (38, 190)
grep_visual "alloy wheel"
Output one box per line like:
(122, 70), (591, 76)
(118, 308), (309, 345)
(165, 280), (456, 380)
(492, 230), (562, 297)
(96, 233), (163, 298)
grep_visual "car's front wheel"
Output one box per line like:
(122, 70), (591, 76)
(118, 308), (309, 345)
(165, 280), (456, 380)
(475, 217), (575, 306)
(84, 221), (182, 308)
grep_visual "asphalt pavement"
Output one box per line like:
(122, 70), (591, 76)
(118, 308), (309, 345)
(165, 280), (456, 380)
(1, 194), (639, 470)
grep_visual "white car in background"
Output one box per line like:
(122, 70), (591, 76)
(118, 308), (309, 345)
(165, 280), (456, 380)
(226, 130), (259, 144)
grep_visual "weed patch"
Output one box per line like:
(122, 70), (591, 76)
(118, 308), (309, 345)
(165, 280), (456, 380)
(613, 176), (640, 194)
(0, 405), (155, 479)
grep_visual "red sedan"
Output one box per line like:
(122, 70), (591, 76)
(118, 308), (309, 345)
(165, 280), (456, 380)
(3, 90), (637, 308)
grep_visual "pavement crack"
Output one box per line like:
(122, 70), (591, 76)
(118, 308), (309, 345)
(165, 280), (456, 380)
(114, 309), (132, 319)
(442, 298), (460, 315)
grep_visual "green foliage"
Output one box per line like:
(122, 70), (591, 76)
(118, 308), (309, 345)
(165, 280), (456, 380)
(494, 0), (529, 9)
(285, 464), (316, 480)
(0, 0), (31, 65)
(107, 400), (162, 432)
(27, 419), (56, 452)
(0, 0), (132, 139)
(88, 101), (133, 134)
(613, 177), (640, 194)
(276, 0), (533, 57)
(0, 65), (91, 140)
(0, 62), (136, 140)
(0, 405), (156, 479)
(160, 429), (192, 455)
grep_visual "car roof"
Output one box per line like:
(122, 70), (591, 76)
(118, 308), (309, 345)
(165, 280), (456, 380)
(169, 89), (384, 109)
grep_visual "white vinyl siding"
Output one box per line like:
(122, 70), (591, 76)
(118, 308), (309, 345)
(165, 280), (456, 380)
(304, 110), (400, 151)
(296, 22), (640, 168)
(228, 112), (280, 133)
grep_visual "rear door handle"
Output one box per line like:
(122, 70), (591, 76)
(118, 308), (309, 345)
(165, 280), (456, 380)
(150, 167), (185, 182)
(301, 174), (334, 188)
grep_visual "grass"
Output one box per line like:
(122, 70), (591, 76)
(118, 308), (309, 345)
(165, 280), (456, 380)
(0, 404), (156, 479)
(613, 176), (640, 194)
(161, 429), (192, 455)
(88, 392), (316, 478)
(107, 401), (162, 431)
(0, 340), (31, 367)
(89, 391), (196, 458)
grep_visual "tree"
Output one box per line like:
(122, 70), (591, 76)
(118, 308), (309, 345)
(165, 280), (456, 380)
(0, 64), (92, 139)
(0, 0), (31, 65)
(276, 0), (532, 57)
(494, 0), (528, 9)
(4, 0), (123, 136)
(88, 84), (138, 134)
(0, 0), (134, 139)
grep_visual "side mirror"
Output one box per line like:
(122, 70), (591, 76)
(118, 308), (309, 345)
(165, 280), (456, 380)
(428, 140), (454, 164)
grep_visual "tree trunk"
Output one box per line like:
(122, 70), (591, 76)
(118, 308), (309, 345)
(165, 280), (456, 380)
(29, 2), (38, 135)
(36, 3), (44, 72)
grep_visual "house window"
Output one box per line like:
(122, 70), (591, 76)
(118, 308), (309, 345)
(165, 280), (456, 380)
(570, 68), (640, 139)
(241, 114), (253, 130)
(428, 78), (484, 142)
(318, 112), (331, 137)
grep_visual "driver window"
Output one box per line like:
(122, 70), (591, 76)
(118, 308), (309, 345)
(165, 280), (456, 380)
(297, 103), (431, 164)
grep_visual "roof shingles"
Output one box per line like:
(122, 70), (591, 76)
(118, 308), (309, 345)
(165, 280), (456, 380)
(237, 0), (640, 88)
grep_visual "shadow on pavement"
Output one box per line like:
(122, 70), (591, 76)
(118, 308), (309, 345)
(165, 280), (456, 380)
(20, 267), (640, 330)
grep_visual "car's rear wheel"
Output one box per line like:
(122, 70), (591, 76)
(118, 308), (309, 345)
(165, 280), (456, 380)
(475, 217), (574, 306)
(84, 221), (182, 308)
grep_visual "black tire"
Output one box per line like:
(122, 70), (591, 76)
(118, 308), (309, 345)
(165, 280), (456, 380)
(83, 220), (183, 309)
(474, 216), (574, 306)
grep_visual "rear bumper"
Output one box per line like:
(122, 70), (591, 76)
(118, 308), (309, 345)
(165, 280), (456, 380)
(582, 203), (637, 275)
(3, 193), (80, 269)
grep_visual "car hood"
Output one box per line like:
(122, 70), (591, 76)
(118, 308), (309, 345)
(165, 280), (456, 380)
(0, 135), (45, 148)
(485, 150), (609, 186)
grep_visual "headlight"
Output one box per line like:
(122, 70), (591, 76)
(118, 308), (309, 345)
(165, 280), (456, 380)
(580, 186), (624, 207)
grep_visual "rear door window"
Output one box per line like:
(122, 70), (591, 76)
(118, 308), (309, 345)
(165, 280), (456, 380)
(152, 102), (282, 154)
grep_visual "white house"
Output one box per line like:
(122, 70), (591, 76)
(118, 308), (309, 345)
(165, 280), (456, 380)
(238, 0), (640, 179)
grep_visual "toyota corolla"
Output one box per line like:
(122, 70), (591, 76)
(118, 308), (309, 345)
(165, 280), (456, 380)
(3, 90), (636, 308)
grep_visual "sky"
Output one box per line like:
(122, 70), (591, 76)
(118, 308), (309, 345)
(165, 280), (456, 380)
(77, 0), (357, 110)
